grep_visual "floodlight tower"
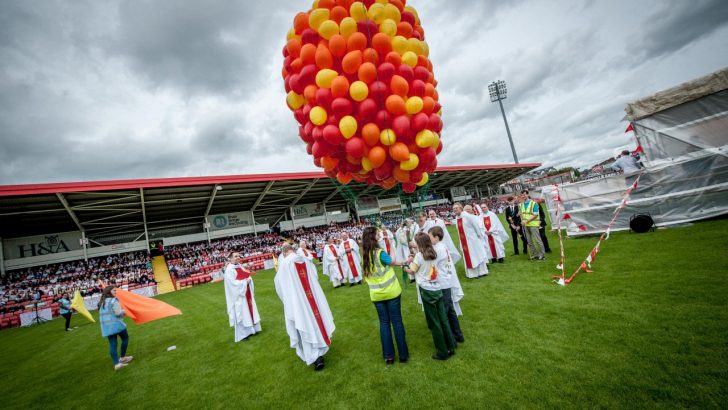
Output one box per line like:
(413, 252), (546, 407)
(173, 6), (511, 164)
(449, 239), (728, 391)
(488, 80), (519, 164)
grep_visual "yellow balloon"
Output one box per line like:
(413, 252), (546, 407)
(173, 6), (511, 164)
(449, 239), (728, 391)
(379, 19), (397, 37)
(392, 36), (408, 55)
(421, 41), (430, 57)
(430, 132), (440, 148)
(415, 129), (434, 148)
(361, 156), (373, 171)
(310, 106), (327, 126)
(383, 4), (401, 23)
(405, 96), (423, 114)
(286, 91), (304, 110)
(380, 129), (396, 146)
(401, 51), (417, 67)
(339, 17), (357, 38)
(339, 116), (358, 139)
(312, 0), (319, 8)
(416, 172), (429, 186)
(349, 2), (367, 22)
(318, 20), (339, 40)
(308, 8), (330, 31)
(400, 153), (420, 171)
(286, 28), (296, 41)
(407, 38), (423, 55)
(349, 80), (369, 102)
(315, 69), (338, 88)
(367, 3), (385, 24)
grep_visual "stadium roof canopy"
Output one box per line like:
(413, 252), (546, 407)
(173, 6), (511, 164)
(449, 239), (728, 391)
(0, 163), (539, 241)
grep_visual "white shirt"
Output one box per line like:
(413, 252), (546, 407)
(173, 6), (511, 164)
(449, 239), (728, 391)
(411, 252), (440, 291)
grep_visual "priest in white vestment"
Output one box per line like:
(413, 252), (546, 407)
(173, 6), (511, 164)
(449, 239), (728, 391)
(296, 240), (315, 262)
(394, 220), (414, 263)
(322, 237), (345, 288)
(274, 244), (335, 371)
(223, 253), (261, 342)
(476, 203), (509, 263)
(453, 203), (489, 278)
(426, 210), (461, 264)
(377, 225), (396, 261)
(339, 232), (363, 285)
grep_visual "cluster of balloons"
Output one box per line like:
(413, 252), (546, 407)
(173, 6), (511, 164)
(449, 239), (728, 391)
(283, 0), (443, 193)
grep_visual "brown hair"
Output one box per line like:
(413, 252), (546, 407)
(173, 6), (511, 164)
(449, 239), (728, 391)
(98, 285), (116, 311)
(428, 226), (444, 241)
(414, 232), (437, 261)
(361, 226), (380, 276)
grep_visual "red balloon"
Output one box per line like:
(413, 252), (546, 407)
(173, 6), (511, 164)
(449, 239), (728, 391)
(331, 97), (353, 118)
(374, 161), (393, 180)
(301, 29), (320, 45)
(315, 88), (333, 109)
(436, 141), (443, 154)
(314, 157), (322, 167)
(345, 137), (365, 158)
(294, 108), (306, 125)
(311, 141), (327, 157)
(312, 125), (323, 141)
(357, 98), (378, 122)
(369, 81), (389, 102)
(428, 114), (443, 133)
(375, 110), (392, 129)
(402, 182), (417, 193)
(411, 112), (428, 132)
(323, 125), (343, 145)
(376, 63), (395, 84)
(410, 170), (424, 184)
(391, 115), (411, 138)
(411, 80), (426, 97)
(306, 143), (313, 155)
(303, 121), (314, 137)
(357, 21), (378, 39)
(398, 64), (414, 83)
(414, 66), (430, 82)
(289, 74), (304, 94)
(401, 11), (416, 26)
(299, 64), (317, 86)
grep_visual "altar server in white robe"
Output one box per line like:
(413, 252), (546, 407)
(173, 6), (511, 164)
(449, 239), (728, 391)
(429, 226), (465, 342)
(378, 225), (397, 262)
(395, 220), (414, 263)
(453, 203), (489, 279)
(322, 237), (345, 288)
(476, 203), (509, 263)
(296, 240), (315, 262)
(274, 244), (335, 371)
(339, 232), (363, 285)
(223, 253), (261, 342)
(426, 210), (461, 264)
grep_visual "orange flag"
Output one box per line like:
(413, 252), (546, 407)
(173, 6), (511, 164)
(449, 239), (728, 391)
(115, 289), (182, 325)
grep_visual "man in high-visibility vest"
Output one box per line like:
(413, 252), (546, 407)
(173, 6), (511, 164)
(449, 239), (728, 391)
(519, 191), (546, 260)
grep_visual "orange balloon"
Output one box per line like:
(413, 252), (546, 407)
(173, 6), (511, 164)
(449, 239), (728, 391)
(392, 167), (410, 183)
(385, 95), (407, 115)
(362, 123), (380, 146)
(396, 22), (413, 37)
(433, 89), (439, 101)
(300, 43), (316, 65)
(282, 67), (288, 79)
(389, 0), (405, 12)
(319, 0), (336, 9)
(417, 55), (429, 68)
(347, 32), (367, 52)
(424, 83), (435, 97)
(286, 38), (302, 57)
(390, 75), (409, 97)
(414, 25), (425, 38)
(358, 62), (377, 84)
(346, 154), (361, 164)
(304, 84), (318, 103)
(293, 12), (310, 34)
(384, 51), (401, 67)
(342, 50), (362, 74)
(368, 146), (387, 168)
(330, 75), (350, 98)
(362, 48), (379, 64)
(389, 142), (410, 162)
(382, 178), (397, 189)
(330, 5), (348, 23)
(315, 44), (333, 69)
(422, 96), (436, 115)
(337, 172), (353, 184)
(328, 34), (347, 57)
(372, 33), (392, 55)
(322, 156), (339, 171)
(290, 58), (303, 73)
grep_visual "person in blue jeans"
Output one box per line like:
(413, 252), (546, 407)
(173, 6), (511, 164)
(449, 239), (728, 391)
(59, 293), (73, 331)
(361, 226), (409, 366)
(98, 286), (133, 370)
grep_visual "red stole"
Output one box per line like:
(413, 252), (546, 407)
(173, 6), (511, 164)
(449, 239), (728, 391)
(329, 245), (344, 280)
(483, 216), (497, 257)
(294, 262), (330, 346)
(302, 249), (310, 258)
(456, 218), (473, 269)
(382, 231), (392, 255)
(234, 267), (254, 318)
(343, 241), (359, 278)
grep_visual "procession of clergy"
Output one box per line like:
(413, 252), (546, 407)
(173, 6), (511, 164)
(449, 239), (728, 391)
(222, 200), (515, 371)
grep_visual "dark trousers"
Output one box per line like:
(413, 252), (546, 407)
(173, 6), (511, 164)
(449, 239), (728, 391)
(419, 288), (456, 358)
(107, 329), (129, 365)
(509, 226), (527, 254)
(539, 226), (551, 252)
(373, 296), (409, 361)
(441, 288), (464, 342)
(61, 312), (71, 330)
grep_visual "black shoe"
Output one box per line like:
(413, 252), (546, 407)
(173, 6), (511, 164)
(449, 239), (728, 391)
(546, 249), (552, 253)
(448, 350), (456, 357)
(409, 279), (415, 283)
(399, 357), (408, 363)
(385, 358), (394, 366)
(431, 354), (449, 361)
(498, 258), (504, 263)
(349, 283), (354, 287)
(314, 356), (325, 371)
(455, 336), (465, 343)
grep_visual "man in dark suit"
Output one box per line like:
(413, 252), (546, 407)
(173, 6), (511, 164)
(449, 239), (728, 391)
(504, 196), (527, 255)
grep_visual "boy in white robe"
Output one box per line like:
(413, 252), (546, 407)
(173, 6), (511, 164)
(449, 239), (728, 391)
(454, 203), (489, 279)
(223, 253), (261, 342)
(322, 237), (345, 288)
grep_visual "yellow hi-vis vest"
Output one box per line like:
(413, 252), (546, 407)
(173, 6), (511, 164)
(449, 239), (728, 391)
(365, 249), (402, 302)
(520, 200), (541, 228)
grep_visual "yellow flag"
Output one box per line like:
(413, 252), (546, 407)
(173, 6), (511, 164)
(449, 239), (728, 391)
(70, 290), (95, 322)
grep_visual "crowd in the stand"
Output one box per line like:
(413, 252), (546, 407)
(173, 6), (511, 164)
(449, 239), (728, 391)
(0, 251), (152, 312)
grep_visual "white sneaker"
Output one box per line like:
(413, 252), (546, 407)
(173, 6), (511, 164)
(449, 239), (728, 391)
(120, 356), (134, 364)
(114, 363), (127, 371)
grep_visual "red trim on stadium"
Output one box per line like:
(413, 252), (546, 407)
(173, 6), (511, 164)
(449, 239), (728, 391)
(0, 163), (540, 197)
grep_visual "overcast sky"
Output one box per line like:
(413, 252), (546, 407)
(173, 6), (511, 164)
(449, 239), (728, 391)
(1, 0), (727, 184)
